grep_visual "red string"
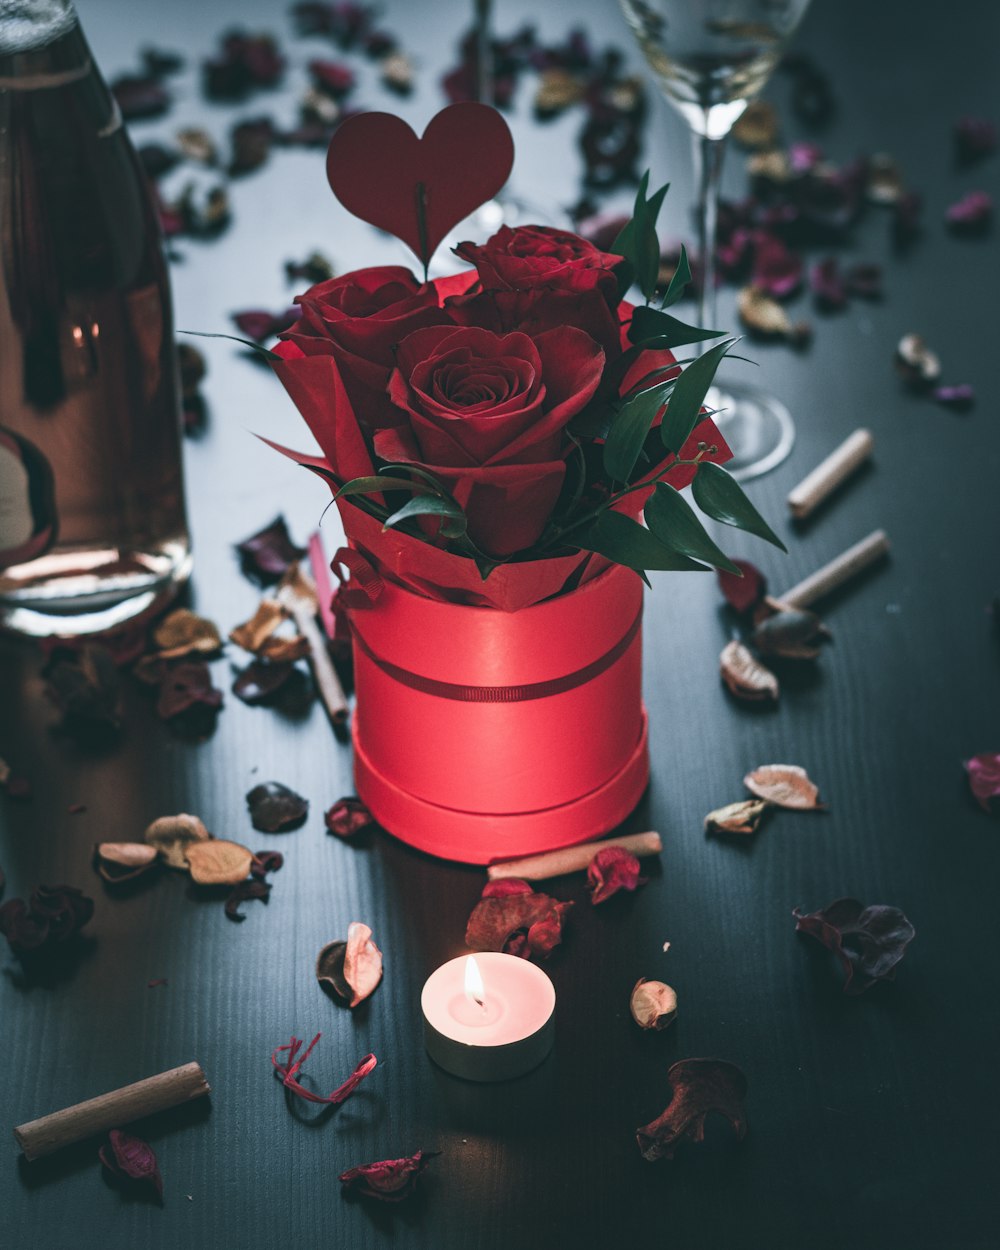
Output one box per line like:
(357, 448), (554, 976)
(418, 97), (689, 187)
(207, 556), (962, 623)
(271, 1033), (377, 1104)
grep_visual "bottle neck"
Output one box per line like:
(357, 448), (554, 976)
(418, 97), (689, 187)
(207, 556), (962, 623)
(0, 1), (89, 86)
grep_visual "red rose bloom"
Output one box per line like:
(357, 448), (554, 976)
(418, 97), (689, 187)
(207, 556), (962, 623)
(455, 225), (622, 295)
(375, 324), (605, 557)
(281, 266), (448, 428)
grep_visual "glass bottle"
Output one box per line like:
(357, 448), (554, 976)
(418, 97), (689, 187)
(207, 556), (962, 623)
(0, 0), (191, 637)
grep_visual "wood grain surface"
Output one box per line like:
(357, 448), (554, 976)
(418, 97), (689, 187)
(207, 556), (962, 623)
(2, 1), (998, 1247)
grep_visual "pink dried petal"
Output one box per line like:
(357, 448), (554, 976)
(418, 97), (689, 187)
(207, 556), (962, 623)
(324, 797), (374, 838)
(933, 384), (975, 410)
(788, 141), (824, 173)
(964, 752), (1000, 813)
(717, 560), (766, 616)
(750, 232), (802, 300)
(945, 190), (993, 233)
(342, 921), (383, 1006)
(637, 1059), (748, 1162)
(793, 898), (915, 994)
(100, 1130), (163, 1199)
(339, 1150), (438, 1203)
(271, 1033), (377, 1105)
(587, 846), (645, 905)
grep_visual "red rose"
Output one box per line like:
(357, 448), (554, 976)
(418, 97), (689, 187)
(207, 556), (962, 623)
(281, 266), (448, 428)
(455, 225), (622, 296)
(445, 285), (624, 362)
(375, 324), (604, 557)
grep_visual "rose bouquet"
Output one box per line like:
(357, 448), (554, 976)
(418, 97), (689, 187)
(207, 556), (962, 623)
(263, 107), (784, 861)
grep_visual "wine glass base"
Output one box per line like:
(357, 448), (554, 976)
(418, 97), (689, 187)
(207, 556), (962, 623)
(707, 382), (795, 481)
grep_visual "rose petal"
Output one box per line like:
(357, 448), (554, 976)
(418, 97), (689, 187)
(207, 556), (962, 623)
(232, 659), (297, 704)
(636, 1058), (748, 1162)
(744, 764), (823, 809)
(144, 813), (210, 870)
(717, 561), (767, 615)
(324, 797), (374, 838)
(587, 846), (645, 905)
(343, 921), (383, 1006)
(793, 898), (916, 993)
(339, 1150), (438, 1203)
(246, 782), (309, 832)
(466, 888), (572, 961)
(481, 878), (534, 899)
(964, 752), (1000, 814)
(225, 878), (271, 921)
(236, 517), (306, 584)
(720, 641), (779, 702)
(184, 839), (255, 886)
(155, 661), (223, 721)
(250, 850), (284, 878)
(100, 1130), (163, 1199)
(945, 190), (993, 233)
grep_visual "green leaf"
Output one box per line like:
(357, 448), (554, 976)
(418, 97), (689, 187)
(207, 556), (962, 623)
(335, 475), (431, 499)
(612, 174), (670, 302)
(660, 338), (737, 453)
(383, 494), (467, 538)
(180, 330), (279, 361)
(644, 482), (743, 575)
(659, 244), (692, 310)
(576, 511), (710, 579)
(602, 381), (672, 482)
(691, 461), (787, 551)
(628, 305), (725, 350)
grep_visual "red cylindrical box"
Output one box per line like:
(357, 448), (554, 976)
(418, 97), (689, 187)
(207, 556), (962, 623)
(350, 561), (649, 863)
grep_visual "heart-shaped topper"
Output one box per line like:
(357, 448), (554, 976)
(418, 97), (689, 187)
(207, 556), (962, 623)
(326, 104), (514, 271)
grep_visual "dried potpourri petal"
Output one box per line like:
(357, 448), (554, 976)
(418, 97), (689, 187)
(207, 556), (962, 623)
(110, 73), (171, 120)
(704, 798), (770, 836)
(751, 608), (829, 660)
(844, 262), (882, 300)
(892, 190), (923, 245)
(933, 384), (975, 410)
(744, 764), (823, 809)
(793, 898), (916, 993)
(231, 306), (299, 343)
(99, 1130), (163, 1200)
(175, 126), (217, 165)
(144, 813), (210, 870)
(184, 839), (255, 886)
(963, 752), (1000, 814)
(481, 878), (534, 899)
(895, 333), (941, 389)
(466, 886), (572, 961)
(316, 921), (383, 1007)
(324, 796), (374, 838)
(720, 641), (779, 703)
(731, 100), (778, 149)
(637, 1059), (748, 1162)
(271, 1033), (377, 1105)
(534, 67), (584, 118)
(954, 116), (997, 163)
(737, 287), (811, 345)
(309, 58), (355, 98)
(94, 842), (160, 884)
(232, 658), (297, 704)
(339, 1150), (439, 1203)
(0, 885), (93, 957)
(203, 31), (285, 101)
(250, 850), (284, 878)
(152, 609), (223, 659)
(945, 190), (993, 234)
(138, 141), (181, 179)
(717, 560), (767, 616)
(156, 661), (223, 721)
(630, 979), (677, 1030)
(228, 117), (277, 176)
(0, 899), (49, 955)
(587, 846), (645, 905)
(284, 251), (334, 285)
(43, 645), (121, 734)
(810, 257), (848, 310)
(236, 516), (306, 584)
(229, 599), (286, 654)
(225, 878), (271, 921)
(257, 634), (309, 663)
(750, 232), (802, 299)
(246, 782), (309, 832)
(865, 153), (905, 206)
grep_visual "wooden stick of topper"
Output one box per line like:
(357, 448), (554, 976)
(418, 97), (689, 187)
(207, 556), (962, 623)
(14, 1062), (210, 1161)
(276, 561), (349, 725)
(487, 831), (662, 882)
(776, 529), (891, 609)
(786, 428), (875, 520)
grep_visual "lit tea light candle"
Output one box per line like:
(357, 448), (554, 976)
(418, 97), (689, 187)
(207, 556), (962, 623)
(421, 953), (555, 1082)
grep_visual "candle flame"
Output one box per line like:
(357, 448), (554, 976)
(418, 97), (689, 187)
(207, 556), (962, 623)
(464, 955), (486, 1008)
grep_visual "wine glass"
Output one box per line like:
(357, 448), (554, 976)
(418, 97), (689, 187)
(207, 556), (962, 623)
(619, 0), (813, 480)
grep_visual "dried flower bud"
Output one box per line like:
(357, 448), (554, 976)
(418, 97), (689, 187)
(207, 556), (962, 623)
(630, 979), (677, 1030)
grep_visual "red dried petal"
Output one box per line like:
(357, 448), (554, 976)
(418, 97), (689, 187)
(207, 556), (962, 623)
(324, 797), (373, 838)
(587, 846), (645, 905)
(100, 1129), (163, 1199)
(271, 1033), (377, 1105)
(637, 1059), (748, 1162)
(945, 190), (993, 233)
(966, 752), (1000, 813)
(247, 781), (309, 832)
(954, 116), (997, 163)
(225, 878), (271, 921)
(236, 516), (306, 584)
(750, 231), (802, 300)
(232, 307), (299, 343)
(810, 257), (848, 311)
(717, 561), (766, 615)
(466, 891), (572, 961)
(793, 898), (916, 994)
(250, 850), (284, 878)
(156, 661), (223, 720)
(339, 1150), (438, 1203)
(481, 878), (534, 899)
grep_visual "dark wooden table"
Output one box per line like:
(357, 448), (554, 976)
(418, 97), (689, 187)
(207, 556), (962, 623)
(3, 1), (999, 1247)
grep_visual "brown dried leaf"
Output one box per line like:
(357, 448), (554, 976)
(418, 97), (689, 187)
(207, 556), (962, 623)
(704, 798), (770, 836)
(744, 764), (824, 810)
(258, 633), (310, 663)
(630, 979), (677, 1030)
(144, 812), (210, 869)
(229, 599), (286, 654)
(720, 640), (779, 702)
(184, 839), (254, 885)
(153, 608), (223, 659)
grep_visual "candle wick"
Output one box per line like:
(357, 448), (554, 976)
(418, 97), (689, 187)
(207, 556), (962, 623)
(473, 994), (486, 1011)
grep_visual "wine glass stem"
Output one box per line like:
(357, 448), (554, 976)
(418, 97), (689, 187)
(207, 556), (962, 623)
(475, 0), (493, 107)
(691, 130), (727, 332)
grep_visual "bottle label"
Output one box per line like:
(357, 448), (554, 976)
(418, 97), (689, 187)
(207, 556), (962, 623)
(0, 429), (57, 569)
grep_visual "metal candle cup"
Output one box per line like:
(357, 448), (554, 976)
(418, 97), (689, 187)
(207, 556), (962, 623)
(421, 953), (555, 1082)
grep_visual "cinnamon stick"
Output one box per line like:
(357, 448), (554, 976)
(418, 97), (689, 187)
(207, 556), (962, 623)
(787, 428), (874, 520)
(776, 529), (890, 609)
(14, 1061), (210, 1161)
(487, 831), (662, 882)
